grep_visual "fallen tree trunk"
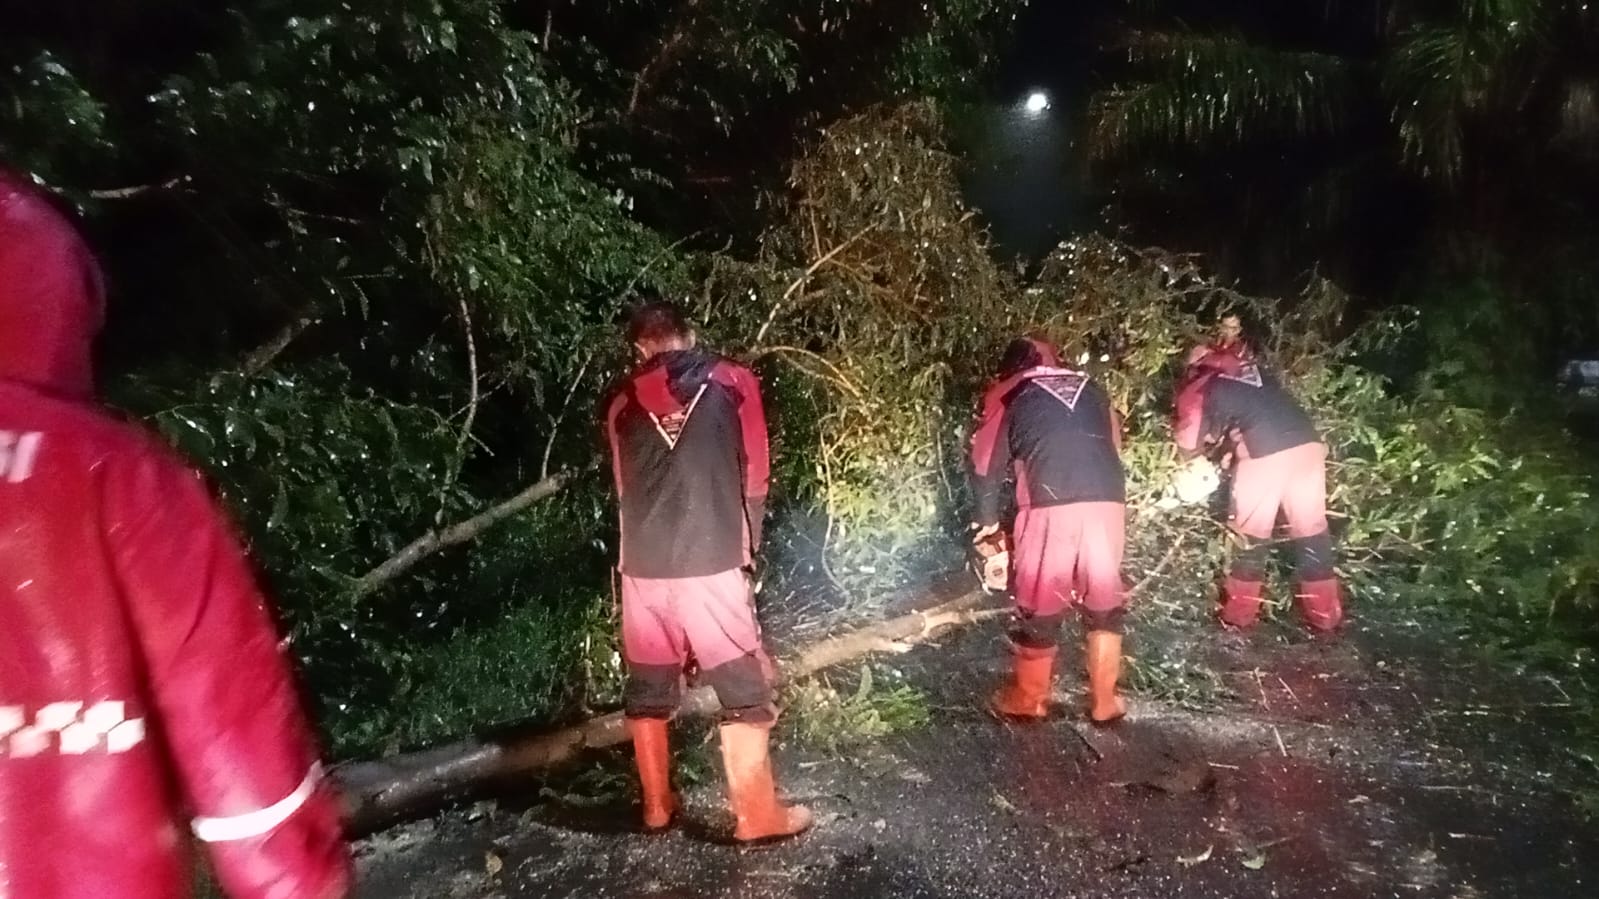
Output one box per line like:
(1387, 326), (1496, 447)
(335, 588), (998, 835)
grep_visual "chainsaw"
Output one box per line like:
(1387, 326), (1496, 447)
(1153, 456), (1221, 510)
(971, 529), (1011, 594)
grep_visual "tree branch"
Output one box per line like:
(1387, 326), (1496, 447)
(1128, 534), (1185, 598)
(753, 224), (875, 346)
(335, 587), (994, 833)
(88, 175), (189, 200)
(350, 460), (599, 600)
(336, 516), (1204, 831)
(438, 296), (481, 524)
(754, 345), (865, 398)
(233, 316), (317, 380)
(626, 0), (706, 118)
(542, 355), (591, 481)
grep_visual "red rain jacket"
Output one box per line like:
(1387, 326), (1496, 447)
(0, 170), (350, 899)
(605, 348), (769, 578)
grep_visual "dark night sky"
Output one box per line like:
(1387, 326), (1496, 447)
(959, 2), (1104, 264)
(961, 0), (1424, 297)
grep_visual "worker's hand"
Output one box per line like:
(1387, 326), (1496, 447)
(971, 522), (1001, 544)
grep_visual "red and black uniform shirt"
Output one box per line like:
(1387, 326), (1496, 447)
(1174, 355), (1319, 457)
(970, 366), (1126, 527)
(605, 349), (768, 579)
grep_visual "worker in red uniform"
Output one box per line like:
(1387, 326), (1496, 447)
(970, 337), (1128, 725)
(1173, 344), (1344, 633)
(0, 169), (350, 898)
(604, 300), (811, 844)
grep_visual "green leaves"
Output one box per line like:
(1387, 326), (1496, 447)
(886, 0), (1027, 100)
(717, 103), (1015, 592)
(0, 0), (1034, 760)
(421, 121), (688, 392)
(785, 665), (931, 755)
(135, 364), (463, 595)
(0, 52), (109, 185)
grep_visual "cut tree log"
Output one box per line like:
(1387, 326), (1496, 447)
(334, 588), (1000, 835)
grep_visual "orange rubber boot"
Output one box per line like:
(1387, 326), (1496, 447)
(719, 722), (813, 845)
(989, 645), (1056, 719)
(626, 717), (677, 832)
(1085, 630), (1127, 726)
(1295, 578), (1345, 633)
(1218, 576), (1265, 629)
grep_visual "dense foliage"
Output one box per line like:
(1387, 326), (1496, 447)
(728, 105), (1599, 652)
(3, 0), (1595, 766)
(1, 0), (1030, 755)
(1085, 0), (1599, 384)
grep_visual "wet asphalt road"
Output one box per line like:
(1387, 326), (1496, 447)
(354, 616), (1599, 898)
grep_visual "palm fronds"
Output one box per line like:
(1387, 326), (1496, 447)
(1385, 1), (1545, 182)
(1089, 31), (1364, 159)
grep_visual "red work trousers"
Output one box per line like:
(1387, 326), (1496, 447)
(1009, 501), (1127, 646)
(1224, 441), (1343, 631)
(620, 568), (777, 723)
(1231, 441), (1330, 541)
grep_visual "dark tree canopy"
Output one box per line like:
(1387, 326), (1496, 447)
(0, 0), (1030, 754)
(3, 0), (1596, 767)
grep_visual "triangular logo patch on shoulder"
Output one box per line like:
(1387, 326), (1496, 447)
(647, 384), (708, 449)
(1031, 371), (1089, 411)
(1219, 363), (1265, 388)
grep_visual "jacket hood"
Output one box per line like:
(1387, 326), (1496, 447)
(1178, 344), (1248, 400)
(630, 349), (717, 416)
(0, 168), (104, 398)
(1185, 344), (1247, 375)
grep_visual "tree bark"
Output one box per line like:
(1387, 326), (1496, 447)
(334, 588), (998, 835)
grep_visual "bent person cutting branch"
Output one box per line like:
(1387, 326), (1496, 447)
(969, 337), (1130, 726)
(0, 172), (350, 897)
(603, 299), (812, 844)
(1172, 342), (1345, 633)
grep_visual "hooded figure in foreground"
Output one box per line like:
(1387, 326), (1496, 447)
(1173, 344), (1344, 632)
(969, 337), (1129, 725)
(0, 169), (350, 898)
